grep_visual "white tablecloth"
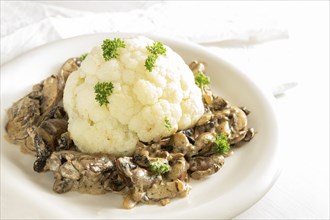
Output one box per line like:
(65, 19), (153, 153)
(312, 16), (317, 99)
(1, 1), (329, 219)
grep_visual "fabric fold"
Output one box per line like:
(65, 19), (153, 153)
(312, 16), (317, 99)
(1, 1), (289, 65)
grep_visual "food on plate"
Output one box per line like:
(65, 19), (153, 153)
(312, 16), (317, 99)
(63, 36), (204, 156)
(5, 36), (255, 208)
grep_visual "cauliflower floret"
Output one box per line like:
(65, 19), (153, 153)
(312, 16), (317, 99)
(63, 36), (204, 156)
(133, 79), (163, 105)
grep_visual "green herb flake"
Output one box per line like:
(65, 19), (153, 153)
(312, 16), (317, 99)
(194, 72), (210, 89)
(145, 41), (167, 72)
(101, 38), (126, 61)
(94, 82), (114, 106)
(164, 116), (172, 131)
(146, 41), (167, 56)
(214, 133), (230, 155)
(145, 54), (157, 72)
(80, 53), (88, 61)
(149, 160), (170, 174)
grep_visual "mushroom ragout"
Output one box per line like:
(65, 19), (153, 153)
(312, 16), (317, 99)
(5, 58), (255, 209)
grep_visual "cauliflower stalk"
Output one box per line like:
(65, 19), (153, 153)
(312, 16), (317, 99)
(63, 36), (204, 156)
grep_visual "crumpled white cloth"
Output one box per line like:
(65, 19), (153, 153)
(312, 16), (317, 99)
(1, 1), (288, 65)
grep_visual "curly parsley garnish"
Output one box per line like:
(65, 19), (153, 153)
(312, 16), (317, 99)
(145, 54), (157, 72)
(94, 82), (114, 106)
(164, 116), (172, 131)
(102, 38), (126, 61)
(149, 160), (170, 174)
(195, 72), (210, 89)
(146, 41), (167, 56)
(145, 41), (167, 72)
(80, 53), (88, 61)
(214, 133), (230, 155)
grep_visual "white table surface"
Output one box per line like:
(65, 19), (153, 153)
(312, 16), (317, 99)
(1, 1), (329, 219)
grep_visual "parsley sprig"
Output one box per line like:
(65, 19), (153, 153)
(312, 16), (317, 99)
(145, 41), (167, 72)
(214, 133), (230, 155)
(145, 54), (157, 72)
(149, 160), (170, 174)
(146, 41), (167, 55)
(164, 116), (172, 131)
(102, 38), (126, 61)
(94, 82), (114, 106)
(194, 72), (210, 89)
(80, 53), (88, 62)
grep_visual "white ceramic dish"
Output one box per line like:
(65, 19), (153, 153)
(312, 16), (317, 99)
(0, 33), (280, 219)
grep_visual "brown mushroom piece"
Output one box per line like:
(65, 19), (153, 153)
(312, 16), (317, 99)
(116, 157), (160, 209)
(5, 92), (41, 154)
(188, 60), (206, 75)
(194, 132), (217, 155)
(145, 179), (191, 203)
(132, 142), (151, 168)
(243, 128), (255, 142)
(44, 150), (116, 194)
(180, 128), (195, 144)
(123, 167), (190, 208)
(196, 113), (214, 126)
(116, 157), (158, 189)
(39, 74), (65, 114)
(37, 105), (68, 124)
(202, 86), (214, 105)
(216, 106), (248, 144)
(33, 118), (69, 172)
(102, 169), (127, 192)
(211, 96), (229, 111)
(194, 118), (217, 140)
(169, 132), (205, 158)
(5, 59), (79, 154)
(59, 58), (80, 81)
(57, 132), (74, 151)
(188, 154), (225, 180)
(29, 105), (69, 169)
(166, 154), (189, 181)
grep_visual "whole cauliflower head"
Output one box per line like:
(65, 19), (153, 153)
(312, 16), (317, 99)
(63, 36), (204, 156)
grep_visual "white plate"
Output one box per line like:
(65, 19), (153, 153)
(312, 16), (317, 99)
(0, 33), (280, 219)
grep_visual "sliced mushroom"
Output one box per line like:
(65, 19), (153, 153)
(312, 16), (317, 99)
(181, 128), (195, 144)
(166, 154), (189, 181)
(202, 87), (214, 105)
(215, 106), (248, 144)
(194, 132), (217, 155)
(41, 58), (80, 113)
(116, 157), (157, 189)
(196, 113), (213, 126)
(33, 118), (68, 172)
(146, 179), (190, 202)
(243, 128), (255, 142)
(212, 96), (229, 111)
(188, 60), (206, 75)
(5, 92), (41, 153)
(102, 169), (127, 192)
(38, 105), (67, 124)
(40, 74), (65, 114)
(169, 132), (197, 157)
(59, 58), (80, 81)
(132, 142), (151, 168)
(57, 132), (74, 151)
(189, 154), (225, 180)
(45, 151), (116, 194)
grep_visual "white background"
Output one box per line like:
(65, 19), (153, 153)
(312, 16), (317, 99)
(1, 1), (329, 219)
